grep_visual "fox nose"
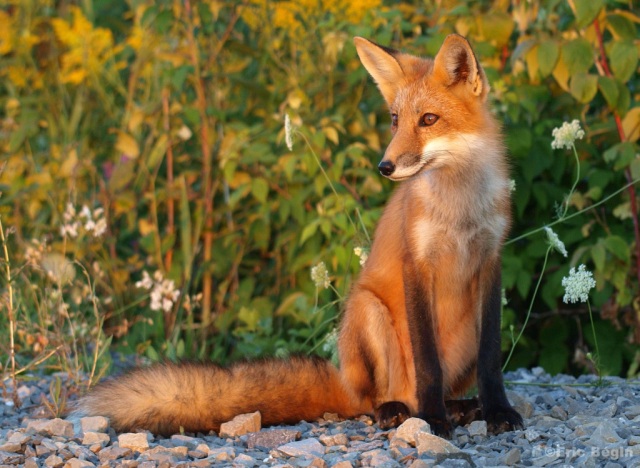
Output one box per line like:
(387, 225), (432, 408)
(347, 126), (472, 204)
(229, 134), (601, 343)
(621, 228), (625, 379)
(378, 160), (395, 177)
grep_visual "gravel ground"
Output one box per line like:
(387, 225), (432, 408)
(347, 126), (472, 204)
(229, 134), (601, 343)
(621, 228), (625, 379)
(1, 367), (639, 467)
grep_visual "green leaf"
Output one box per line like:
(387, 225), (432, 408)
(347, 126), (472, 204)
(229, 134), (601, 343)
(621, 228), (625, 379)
(606, 14), (637, 40)
(609, 40), (639, 83)
(299, 219), (320, 245)
(597, 76), (619, 109)
(573, 0), (604, 28)
(591, 242), (606, 272)
(251, 178), (269, 204)
(569, 73), (598, 103)
(603, 235), (630, 262)
(561, 39), (593, 75)
(538, 40), (559, 77)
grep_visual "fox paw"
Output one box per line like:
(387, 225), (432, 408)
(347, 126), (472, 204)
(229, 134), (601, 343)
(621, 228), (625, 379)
(375, 401), (410, 429)
(484, 406), (524, 434)
(445, 397), (482, 427)
(424, 416), (452, 439)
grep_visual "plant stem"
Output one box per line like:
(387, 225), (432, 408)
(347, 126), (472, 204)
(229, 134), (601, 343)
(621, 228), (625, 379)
(506, 178), (640, 246)
(502, 247), (552, 372)
(0, 214), (18, 407)
(162, 88), (175, 273)
(586, 300), (602, 382)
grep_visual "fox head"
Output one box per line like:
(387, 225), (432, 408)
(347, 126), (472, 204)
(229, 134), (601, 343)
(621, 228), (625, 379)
(354, 34), (494, 181)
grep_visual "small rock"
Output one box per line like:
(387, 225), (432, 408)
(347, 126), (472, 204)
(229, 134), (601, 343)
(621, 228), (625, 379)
(391, 417), (431, 446)
(8, 432), (30, 445)
(27, 419), (74, 438)
(170, 434), (200, 449)
(0, 450), (25, 465)
(79, 416), (109, 434)
(219, 411), (261, 438)
(586, 421), (622, 446)
(332, 462), (354, 468)
(246, 428), (300, 449)
(415, 432), (460, 456)
(117, 432), (150, 452)
(64, 458), (96, 468)
(361, 448), (399, 467)
(408, 460), (430, 468)
(233, 453), (258, 466)
(524, 428), (540, 442)
(467, 420), (487, 437)
(507, 392), (534, 419)
(209, 446), (236, 462)
(278, 438), (325, 458)
(319, 433), (348, 446)
(0, 441), (22, 452)
(503, 448), (521, 466)
(82, 431), (110, 446)
(44, 454), (64, 467)
(550, 405), (568, 421)
(322, 413), (341, 422)
(97, 445), (132, 462)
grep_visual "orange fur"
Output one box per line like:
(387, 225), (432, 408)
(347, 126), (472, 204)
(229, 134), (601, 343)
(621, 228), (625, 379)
(74, 34), (517, 436)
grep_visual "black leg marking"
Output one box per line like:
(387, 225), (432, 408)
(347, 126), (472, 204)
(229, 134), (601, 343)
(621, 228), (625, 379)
(477, 264), (523, 434)
(375, 401), (410, 429)
(403, 258), (451, 438)
(445, 397), (482, 427)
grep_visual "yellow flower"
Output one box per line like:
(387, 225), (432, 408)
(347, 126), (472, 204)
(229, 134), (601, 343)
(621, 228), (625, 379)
(50, 6), (118, 85)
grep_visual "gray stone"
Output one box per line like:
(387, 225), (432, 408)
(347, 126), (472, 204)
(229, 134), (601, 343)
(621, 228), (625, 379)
(97, 445), (132, 461)
(503, 447), (521, 466)
(44, 454), (64, 467)
(415, 432), (460, 456)
(233, 453), (258, 466)
(586, 421), (622, 446)
(79, 416), (109, 434)
(278, 438), (325, 458)
(319, 433), (348, 447)
(219, 411), (261, 438)
(63, 458), (96, 468)
(361, 448), (400, 467)
(117, 432), (150, 452)
(81, 431), (110, 446)
(550, 405), (568, 421)
(467, 420), (487, 437)
(246, 428), (300, 449)
(27, 419), (74, 438)
(208, 446), (236, 462)
(0, 450), (25, 465)
(391, 417), (431, 446)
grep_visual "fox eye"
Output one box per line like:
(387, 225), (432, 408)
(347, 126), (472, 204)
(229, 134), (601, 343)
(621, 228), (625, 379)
(391, 113), (398, 128)
(420, 113), (439, 127)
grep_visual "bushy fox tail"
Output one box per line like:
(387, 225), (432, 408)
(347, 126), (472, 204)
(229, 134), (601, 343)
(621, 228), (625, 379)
(73, 356), (361, 436)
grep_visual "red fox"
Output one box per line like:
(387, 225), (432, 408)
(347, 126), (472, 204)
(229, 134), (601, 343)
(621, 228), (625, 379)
(74, 34), (523, 438)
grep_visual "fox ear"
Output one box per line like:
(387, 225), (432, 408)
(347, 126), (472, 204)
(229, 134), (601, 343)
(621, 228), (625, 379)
(354, 37), (405, 106)
(433, 34), (488, 100)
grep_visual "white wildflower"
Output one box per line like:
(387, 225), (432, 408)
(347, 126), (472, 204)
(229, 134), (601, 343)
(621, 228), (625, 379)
(544, 226), (568, 257)
(501, 289), (508, 307)
(63, 203), (76, 222)
(354, 246), (369, 266)
(60, 221), (79, 238)
(61, 202), (107, 238)
(311, 261), (330, 289)
(79, 205), (92, 220)
(284, 114), (294, 151)
(562, 264), (596, 304)
(509, 179), (516, 193)
(137, 270), (181, 311)
(551, 119), (585, 150)
(135, 271), (153, 290)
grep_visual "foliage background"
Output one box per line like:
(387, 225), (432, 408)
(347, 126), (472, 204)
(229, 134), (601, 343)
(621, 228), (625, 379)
(1, 0), (640, 386)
